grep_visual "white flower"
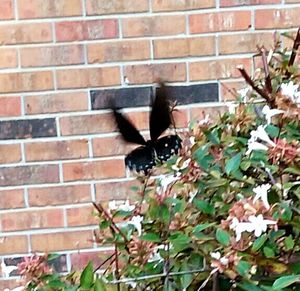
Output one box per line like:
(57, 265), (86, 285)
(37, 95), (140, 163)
(128, 215), (143, 236)
(246, 141), (269, 155)
(248, 214), (277, 237)
(108, 200), (117, 211)
(230, 215), (276, 242)
(262, 105), (284, 124)
(1, 262), (18, 278)
(210, 252), (221, 260)
(189, 136), (196, 146)
(198, 114), (211, 126)
(118, 200), (135, 212)
(237, 87), (250, 102)
(281, 81), (298, 97)
(171, 158), (191, 172)
(281, 81), (300, 103)
(220, 257), (229, 266)
(226, 102), (238, 114)
(250, 125), (275, 146)
(210, 252), (229, 266)
(157, 173), (180, 193)
(148, 248), (163, 263)
(4, 288), (25, 291)
(108, 200), (135, 212)
(247, 125), (276, 155)
(253, 184), (271, 209)
(230, 219), (254, 242)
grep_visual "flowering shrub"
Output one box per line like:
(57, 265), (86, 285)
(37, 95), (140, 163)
(18, 29), (300, 290)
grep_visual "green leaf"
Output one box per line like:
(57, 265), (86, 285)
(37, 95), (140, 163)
(94, 278), (106, 291)
(180, 262), (193, 289)
(283, 166), (300, 175)
(47, 253), (60, 261)
(141, 233), (161, 242)
(80, 262), (94, 289)
(238, 282), (263, 291)
(161, 204), (170, 223)
(251, 234), (268, 252)
(193, 199), (215, 215)
(272, 275), (300, 290)
(263, 246), (275, 258)
(193, 223), (216, 233)
(265, 124), (280, 138)
(47, 279), (66, 288)
(284, 235), (295, 251)
(169, 233), (191, 252)
(207, 129), (220, 144)
(225, 153), (242, 175)
(216, 229), (230, 246)
(236, 260), (251, 277)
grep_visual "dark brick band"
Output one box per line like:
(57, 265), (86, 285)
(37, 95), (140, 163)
(91, 83), (219, 110)
(0, 118), (57, 140)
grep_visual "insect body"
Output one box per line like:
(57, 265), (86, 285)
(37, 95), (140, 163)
(113, 84), (182, 173)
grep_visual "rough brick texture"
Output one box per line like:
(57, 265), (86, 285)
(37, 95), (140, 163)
(0, 0), (298, 284)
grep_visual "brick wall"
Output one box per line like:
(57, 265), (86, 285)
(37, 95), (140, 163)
(0, 0), (299, 288)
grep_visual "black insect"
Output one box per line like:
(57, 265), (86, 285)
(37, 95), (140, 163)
(112, 84), (182, 173)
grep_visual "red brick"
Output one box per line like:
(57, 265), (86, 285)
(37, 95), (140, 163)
(55, 19), (118, 42)
(31, 230), (93, 252)
(25, 139), (89, 162)
(256, 8), (300, 29)
(219, 32), (274, 55)
(189, 58), (252, 81)
(0, 144), (21, 164)
(153, 0), (214, 11)
(0, 189), (24, 209)
(0, 96), (21, 117)
(0, 48), (17, 69)
(63, 159), (125, 181)
(86, 0), (148, 15)
(25, 92), (88, 114)
(95, 180), (140, 201)
(1, 209), (64, 231)
(0, 165), (59, 186)
(0, 280), (23, 290)
(0, 0), (14, 20)
(122, 15), (185, 38)
(67, 206), (97, 227)
(56, 67), (120, 89)
(88, 40), (150, 63)
(20, 45), (84, 67)
(190, 11), (251, 34)
(28, 185), (91, 206)
(173, 108), (189, 128)
(221, 0), (279, 6)
(154, 37), (215, 59)
(124, 111), (149, 130)
(18, 0), (82, 19)
(70, 251), (113, 270)
(124, 63), (186, 84)
(60, 113), (115, 136)
(0, 235), (28, 254)
(0, 71), (53, 93)
(0, 23), (52, 45)
(93, 135), (134, 157)
(220, 80), (246, 101)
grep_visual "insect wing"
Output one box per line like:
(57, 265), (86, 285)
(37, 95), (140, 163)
(125, 146), (156, 173)
(154, 135), (182, 162)
(113, 110), (146, 145)
(149, 84), (172, 141)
